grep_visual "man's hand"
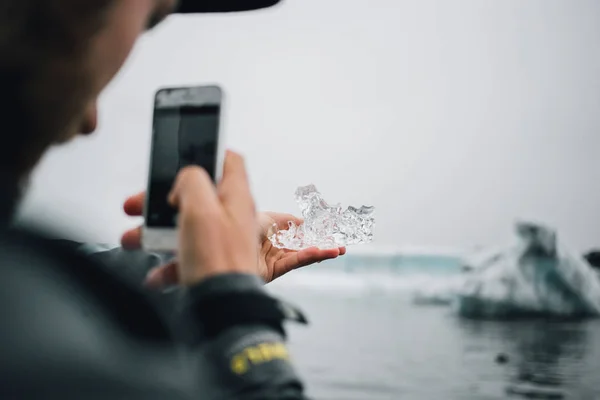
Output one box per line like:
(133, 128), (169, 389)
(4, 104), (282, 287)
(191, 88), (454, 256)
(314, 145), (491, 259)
(122, 190), (345, 289)
(256, 212), (345, 282)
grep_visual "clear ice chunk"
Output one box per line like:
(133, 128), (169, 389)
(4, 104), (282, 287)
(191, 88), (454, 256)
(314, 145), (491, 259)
(268, 184), (375, 250)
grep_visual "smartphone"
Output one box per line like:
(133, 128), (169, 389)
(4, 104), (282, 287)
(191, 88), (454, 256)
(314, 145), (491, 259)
(143, 85), (225, 252)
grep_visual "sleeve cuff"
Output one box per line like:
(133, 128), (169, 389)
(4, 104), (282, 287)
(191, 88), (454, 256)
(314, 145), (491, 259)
(187, 273), (266, 299)
(179, 273), (308, 344)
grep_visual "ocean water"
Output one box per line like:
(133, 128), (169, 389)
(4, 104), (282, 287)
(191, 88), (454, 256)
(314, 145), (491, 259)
(266, 255), (600, 400)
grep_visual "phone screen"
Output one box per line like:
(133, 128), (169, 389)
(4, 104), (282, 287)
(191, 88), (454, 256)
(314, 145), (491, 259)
(146, 104), (220, 228)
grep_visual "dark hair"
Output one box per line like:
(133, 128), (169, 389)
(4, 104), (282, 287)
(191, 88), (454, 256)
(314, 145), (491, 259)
(0, 0), (113, 224)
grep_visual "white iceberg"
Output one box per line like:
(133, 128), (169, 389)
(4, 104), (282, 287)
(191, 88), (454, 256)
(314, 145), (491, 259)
(454, 221), (600, 319)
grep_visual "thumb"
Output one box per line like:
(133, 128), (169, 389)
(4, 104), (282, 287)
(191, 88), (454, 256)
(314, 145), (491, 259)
(144, 261), (179, 289)
(168, 166), (219, 211)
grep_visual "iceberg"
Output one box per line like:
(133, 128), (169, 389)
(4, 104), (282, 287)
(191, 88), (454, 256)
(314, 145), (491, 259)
(268, 184), (375, 250)
(454, 221), (600, 319)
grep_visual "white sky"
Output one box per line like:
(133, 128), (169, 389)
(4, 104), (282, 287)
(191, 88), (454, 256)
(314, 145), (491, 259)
(17, 0), (600, 252)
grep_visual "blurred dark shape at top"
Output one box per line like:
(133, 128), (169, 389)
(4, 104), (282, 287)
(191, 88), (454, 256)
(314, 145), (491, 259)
(176, 0), (282, 13)
(583, 251), (600, 270)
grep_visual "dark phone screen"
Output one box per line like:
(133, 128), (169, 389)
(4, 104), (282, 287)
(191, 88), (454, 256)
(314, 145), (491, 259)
(146, 105), (220, 228)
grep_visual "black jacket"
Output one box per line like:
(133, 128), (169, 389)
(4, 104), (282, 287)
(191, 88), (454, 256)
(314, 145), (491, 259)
(0, 225), (309, 399)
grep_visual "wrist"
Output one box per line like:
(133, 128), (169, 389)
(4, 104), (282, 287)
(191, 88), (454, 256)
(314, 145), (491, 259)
(179, 250), (260, 287)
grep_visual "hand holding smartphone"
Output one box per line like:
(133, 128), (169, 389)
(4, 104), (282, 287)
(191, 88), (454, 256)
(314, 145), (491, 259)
(143, 85), (226, 252)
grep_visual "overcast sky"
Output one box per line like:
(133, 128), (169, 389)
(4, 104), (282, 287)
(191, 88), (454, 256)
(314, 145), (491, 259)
(17, 0), (600, 253)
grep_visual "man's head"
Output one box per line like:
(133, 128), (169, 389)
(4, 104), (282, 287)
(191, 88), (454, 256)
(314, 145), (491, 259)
(1, 1), (177, 173)
(0, 0), (279, 221)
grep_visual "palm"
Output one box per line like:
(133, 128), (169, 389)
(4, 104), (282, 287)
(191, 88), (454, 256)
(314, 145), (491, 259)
(257, 212), (345, 283)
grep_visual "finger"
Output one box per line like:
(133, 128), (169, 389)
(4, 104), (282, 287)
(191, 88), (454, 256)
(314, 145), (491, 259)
(121, 226), (142, 249)
(218, 151), (254, 217)
(273, 247), (340, 279)
(124, 192), (145, 216)
(169, 166), (219, 211)
(296, 248), (341, 266)
(144, 262), (179, 289)
(339, 247), (347, 256)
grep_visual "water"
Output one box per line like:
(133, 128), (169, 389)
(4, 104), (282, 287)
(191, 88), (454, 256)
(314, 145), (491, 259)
(267, 258), (600, 399)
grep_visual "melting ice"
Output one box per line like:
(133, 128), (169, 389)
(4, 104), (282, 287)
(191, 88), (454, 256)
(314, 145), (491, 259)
(269, 184), (375, 250)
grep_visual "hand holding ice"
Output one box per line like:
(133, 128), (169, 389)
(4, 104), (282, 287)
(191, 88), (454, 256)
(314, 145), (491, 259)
(269, 185), (375, 250)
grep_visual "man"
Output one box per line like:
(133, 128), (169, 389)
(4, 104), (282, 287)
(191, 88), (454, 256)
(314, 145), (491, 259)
(0, 1), (344, 398)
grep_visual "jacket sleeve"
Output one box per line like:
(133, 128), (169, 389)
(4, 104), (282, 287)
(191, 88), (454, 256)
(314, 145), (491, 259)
(0, 238), (193, 400)
(48, 241), (312, 399)
(178, 273), (311, 400)
(53, 240), (183, 321)
(53, 240), (166, 284)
